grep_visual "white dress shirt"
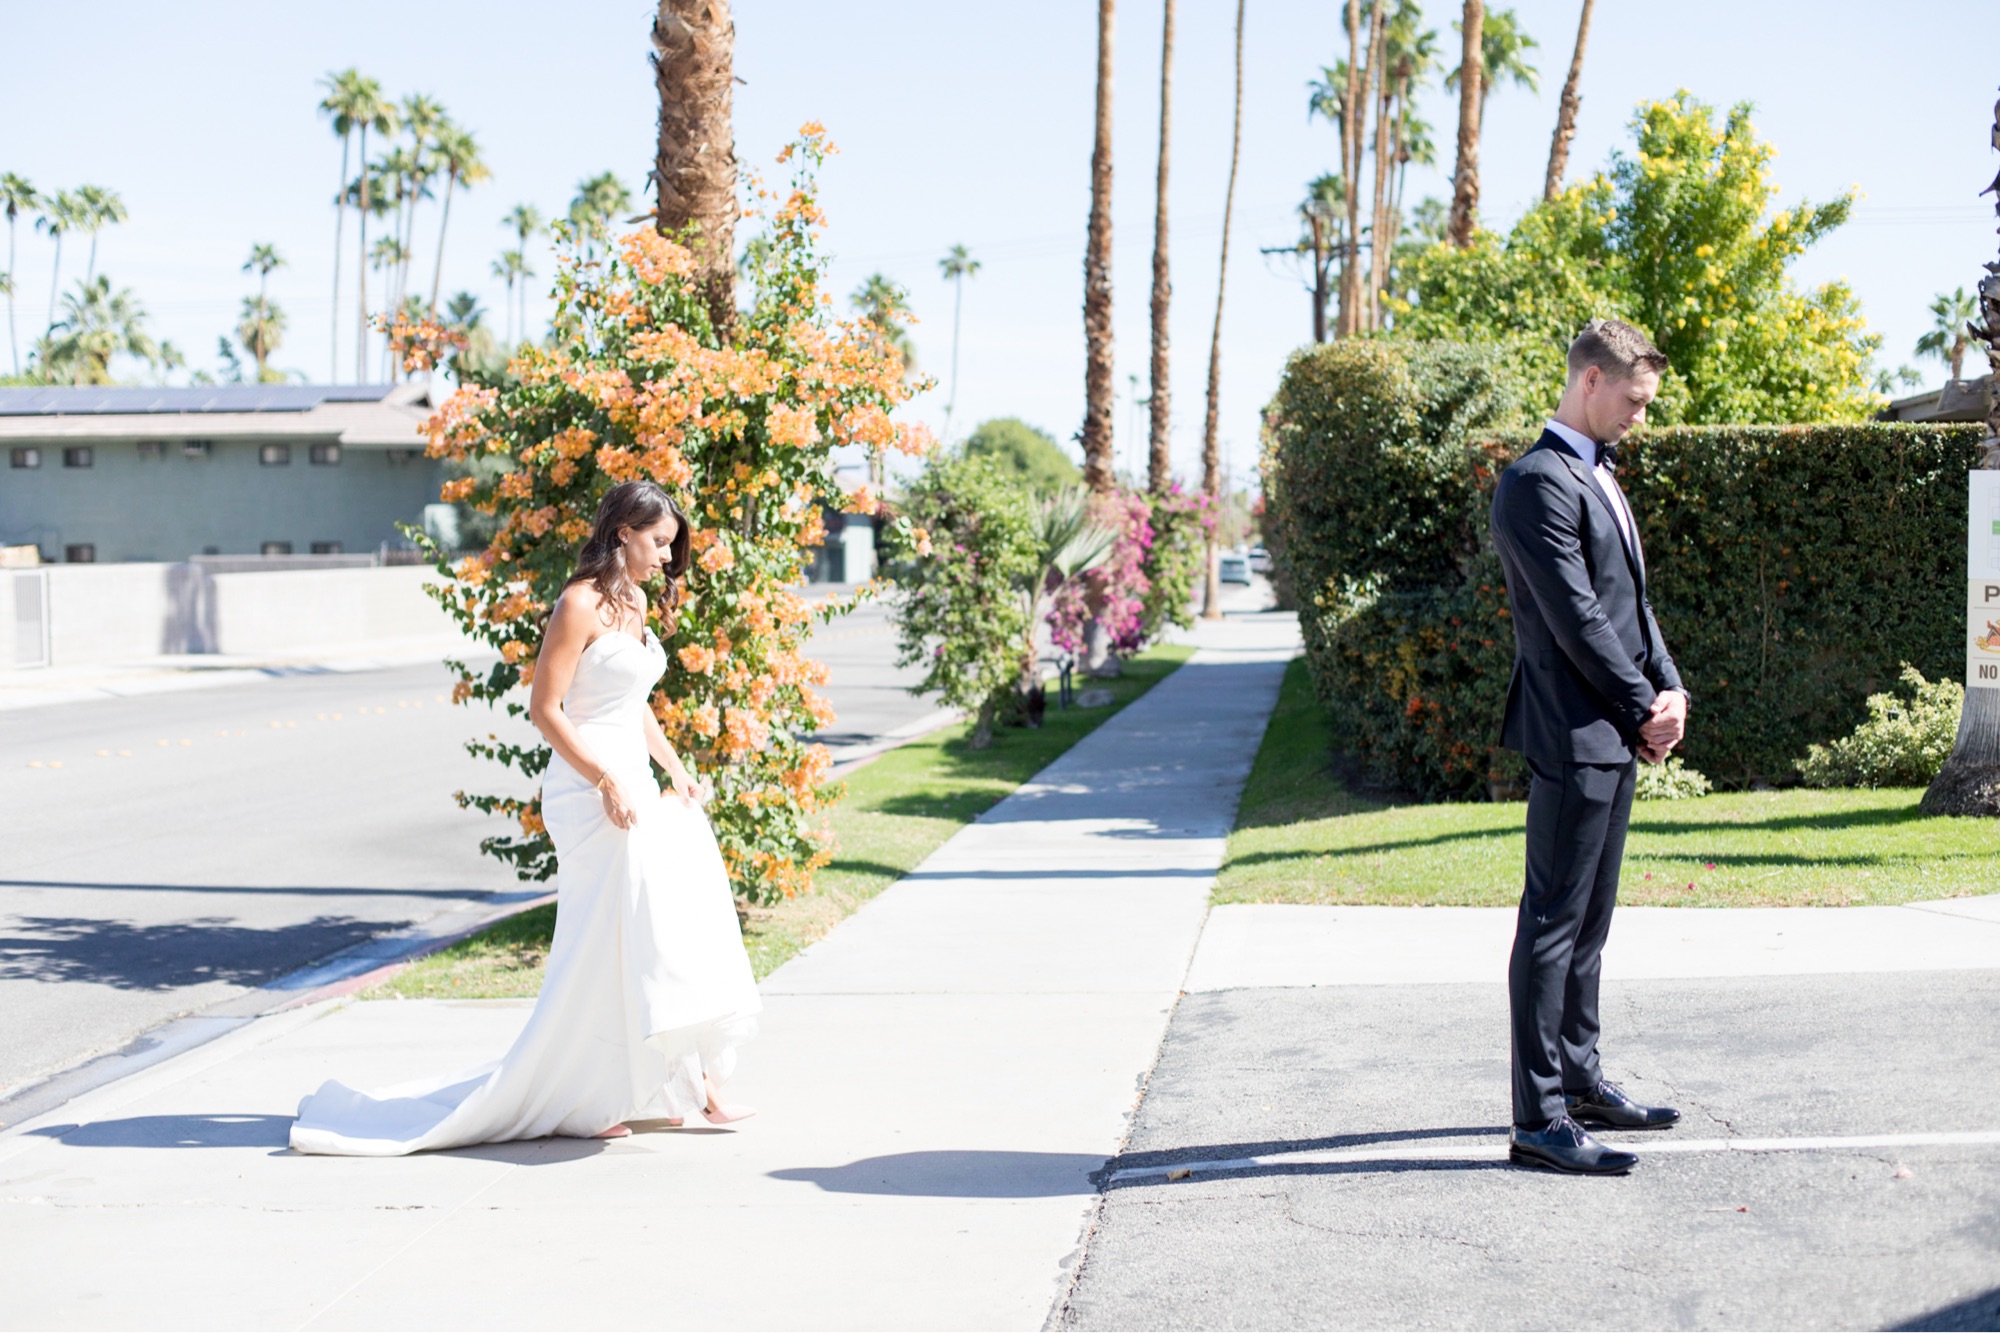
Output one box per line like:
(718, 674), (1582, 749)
(1545, 418), (1637, 558)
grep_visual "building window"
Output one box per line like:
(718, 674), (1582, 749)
(310, 540), (343, 555)
(200, 546), (220, 556)
(309, 443), (342, 466)
(9, 447), (40, 469)
(137, 440), (165, 460)
(261, 541), (293, 556)
(65, 544), (96, 563)
(183, 439), (212, 459)
(385, 447), (416, 465)
(260, 444), (291, 466)
(63, 446), (93, 468)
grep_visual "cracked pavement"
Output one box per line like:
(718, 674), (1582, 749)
(1055, 973), (2000, 1331)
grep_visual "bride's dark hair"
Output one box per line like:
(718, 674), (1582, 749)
(564, 480), (693, 624)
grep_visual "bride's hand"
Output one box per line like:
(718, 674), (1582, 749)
(668, 768), (711, 807)
(597, 774), (638, 829)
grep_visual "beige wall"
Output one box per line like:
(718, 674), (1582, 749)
(1, 563), (479, 669)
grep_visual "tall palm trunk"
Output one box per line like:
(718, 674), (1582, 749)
(356, 126), (371, 382)
(1080, 0), (1117, 494)
(1200, 0), (1247, 620)
(1447, 0), (1484, 248)
(7, 215), (19, 376)
(1543, 0), (1595, 201)
(652, 0), (739, 341)
(45, 233), (62, 332)
(944, 275), (964, 442)
(1921, 99), (2000, 816)
(1363, 11), (1391, 329)
(1147, 0), (1175, 494)
(429, 170), (457, 314)
(330, 134), (349, 381)
(84, 232), (99, 286)
(1336, 0), (1363, 337)
(1309, 210), (1330, 343)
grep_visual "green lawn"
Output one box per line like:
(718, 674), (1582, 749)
(370, 643), (1197, 999)
(1216, 658), (1998, 909)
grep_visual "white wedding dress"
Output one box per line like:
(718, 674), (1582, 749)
(289, 627), (762, 1155)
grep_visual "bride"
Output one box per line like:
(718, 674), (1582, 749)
(290, 480), (762, 1155)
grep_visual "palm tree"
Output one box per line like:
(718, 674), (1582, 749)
(446, 290), (501, 375)
(1376, 3), (1439, 320)
(492, 249), (527, 345)
(40, 276), (164, 385)
(1446, 0), (1484, 247)
(1916, 287), (1980, 382)
(375, 145), (427, 311)
(1081, 0), (1117, 493)
(317, 68), (370, 382)
(37, 191), (81, 332)
(569, 172), (633, 260)
(1147, 0), (1175, 494)
(397, 96), (446, 302)
(651, 0), (739, 337)
(938, 244), (981, 445)
(1200, 0), (1247, 619)
(346, 79), (397, 382)
(1447, 6), (1538, 134)
(72, 185), (126, 284)
(500, 203), (544, 345)
(1017, 487), (1120, 704)
(1543, 0), (1595, 200)
(1300, 173), (1345, 342)
(243, 243), (284, 303)
(236, 295), (287, 382)
(1, 173), (37, 376)
(428, 124), (490, 312)
(851, 273), (915, 486)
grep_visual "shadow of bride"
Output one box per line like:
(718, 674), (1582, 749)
(28, 1114), (293, 1149)
(771, 1149), (1108, 1197)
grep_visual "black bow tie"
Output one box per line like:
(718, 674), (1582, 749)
(1597, 440), (1620, 472)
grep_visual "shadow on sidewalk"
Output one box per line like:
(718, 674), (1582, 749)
(771, 1149), (1108, 1197)
(28, 1113), (293, 1148)
(1103, 1125), (1514, 1188)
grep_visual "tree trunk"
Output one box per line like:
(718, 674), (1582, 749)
(429, 173), (456, 315)
(1201, 0), (1246, 621)
(1447, 0), (1484, 248)
(1147, 0), (1175, 495)
(1363, 13), (1392, 330)
(1336, 0), (1364, 338)
(356, 127), (370, 381)
(1081, 0), (1117, 494)
(1309, 211), (1328, 343)
(1543, 0), (1595, 202)
(652, 0), (738, 342)
(969, 695), (998, 750)
(1922, 95), (2000, 817)
(331, 135), (348, 382)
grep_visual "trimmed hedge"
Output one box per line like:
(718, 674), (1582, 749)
(1263, 338), (1984, 796)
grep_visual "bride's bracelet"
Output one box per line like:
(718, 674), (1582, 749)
(595, 771), (616, 793)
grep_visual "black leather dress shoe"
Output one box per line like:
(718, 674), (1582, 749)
(1509, 1115), (1639, 1175)
(1565, 1079), (1681, 1130)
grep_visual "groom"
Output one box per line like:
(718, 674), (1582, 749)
(1489, 319), (1689, 1175)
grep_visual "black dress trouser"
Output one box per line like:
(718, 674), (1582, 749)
(1508, 754), (1638, 1127)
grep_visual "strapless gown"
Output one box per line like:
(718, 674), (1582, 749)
(289, 629), (762, 1155)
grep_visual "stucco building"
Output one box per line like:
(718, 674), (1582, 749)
(0, 384), (442, 563)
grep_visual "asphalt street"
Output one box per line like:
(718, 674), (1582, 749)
(1056, 971), (2000, 1331)
(0, 593), (932, 1103)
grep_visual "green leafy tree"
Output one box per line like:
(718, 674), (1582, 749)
(1915, 287), (1979, 382)
(236, 296), (287, 381)
(1395, 91), (1878, 424)
(444, 290), (505, 377)
(883, 454), (1039, 749)
(962, 417), (1081, 494)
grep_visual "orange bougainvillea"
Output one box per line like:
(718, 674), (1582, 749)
(413, 128), (932, 903)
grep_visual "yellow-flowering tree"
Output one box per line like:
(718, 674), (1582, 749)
(413, 128), (930, 904)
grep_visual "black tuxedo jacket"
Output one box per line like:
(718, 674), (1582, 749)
(1490, 430), (1684, 765)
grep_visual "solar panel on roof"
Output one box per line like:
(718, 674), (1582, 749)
(0, 384), (399, 416)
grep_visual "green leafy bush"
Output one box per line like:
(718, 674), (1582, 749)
(1263, 335), (1984, 795)
(1635, 757), (1713, 801)
(1796, 666), (1963, 788)
(961, 417), (1080, 495)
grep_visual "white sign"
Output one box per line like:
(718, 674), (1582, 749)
(1969, 471), (2000, 580)
(1969, 472), (2000, 688)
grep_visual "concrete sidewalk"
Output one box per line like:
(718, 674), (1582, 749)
(0, 611), (1300, 1330)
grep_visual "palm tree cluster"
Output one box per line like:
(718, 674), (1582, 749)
(0, 175), (173, 384)
(318, 70), (491, 383)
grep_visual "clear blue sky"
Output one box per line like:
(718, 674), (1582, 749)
(4, 1), (1997, 488)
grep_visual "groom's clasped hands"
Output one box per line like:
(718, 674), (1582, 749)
(1636, 689), (1689, 764)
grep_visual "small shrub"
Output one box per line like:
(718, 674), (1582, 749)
(1796, 666), (1963, 788)
(1636, 756), (1713, 801)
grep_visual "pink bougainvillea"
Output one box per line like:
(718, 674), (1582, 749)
(1048, 489), (1155, 656)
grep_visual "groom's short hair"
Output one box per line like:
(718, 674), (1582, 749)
(1567, 319), (1669, 382)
